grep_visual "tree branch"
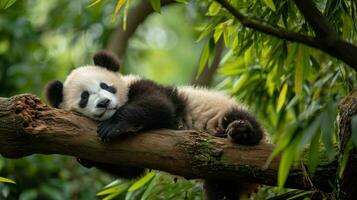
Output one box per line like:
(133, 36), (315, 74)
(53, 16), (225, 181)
(293, 0), (338, 45)
(214, 0), (322, 49)
(0, 94), (336, 192)
(214, 0), (357, 70)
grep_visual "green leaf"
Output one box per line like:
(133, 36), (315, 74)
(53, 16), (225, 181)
(196, 39), (212, 79)
(277, 82), (288, 112)
(307, 131), (321, 173)
(150, 0), (161, 13)
(122, 0), (130, 30)
(321, 103), (337, 161)
(128, 172), (156, 191)
(278, 145), (295, 187)
(0, 177), (16, 184)
(231, 74), (249, 94)
(294, 45), (304, 96)
(87, 0), (103, 7)
(97, 182), (130, 196)
(261, 0), (276, 11)
(140, 175), (157, 200)
(196, 17), (222, 42)
(207, 2), (221, 16)
(297, 114), (322, 151)
(351, 115), (357, 148)
(112, 0), (127, 22)
(0, 0), (16, 9)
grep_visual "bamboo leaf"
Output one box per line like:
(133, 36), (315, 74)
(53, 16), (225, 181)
(0, 177), (16, 184)
(0, 0), (16, 9)
(261, 0), (276, 11)
(277, 82), (288, 112)
(112, 0), (126, 22)
(87, 0), (103, 8)
(128, 172), (156, 191)
(207, 2), (221, 16)
(294, 45), (304, 96)
(297, 114), (322, 151)
(308, 131), (321, 173)
(231, 74), (249, 94)
(4, 0), (16, 9)
(321, 103), (337, 161)
(149, 0), (161, 13)
(196, 39), (211, 79)
(140, 176), (157, 200)
(278, 145), (294, 187)
(122, 0), (130, 30)
(97, 182), (130, 196)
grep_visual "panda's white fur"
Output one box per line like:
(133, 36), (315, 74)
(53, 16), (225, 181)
(177, 86), (246, 134)
(60, 66), (141, 121)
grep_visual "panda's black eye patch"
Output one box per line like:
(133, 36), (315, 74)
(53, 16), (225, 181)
(100, 82), (117, 94)
(79, 91), (90, 108)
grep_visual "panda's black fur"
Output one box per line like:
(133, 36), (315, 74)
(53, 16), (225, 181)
(45, 51), (265, 200)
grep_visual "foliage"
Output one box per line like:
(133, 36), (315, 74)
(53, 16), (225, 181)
(97, 172), (202, 200)
(195, 0), (356, 189)
(2, 0), (357, 199)
(0, 177), (16, 184)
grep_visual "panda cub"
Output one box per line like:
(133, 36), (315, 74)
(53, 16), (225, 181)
(45, 51), (265, 199)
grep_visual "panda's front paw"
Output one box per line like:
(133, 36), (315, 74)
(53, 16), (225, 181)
(226, 120), (262, 145)
(97, 120), (143, 142)
(97, 121), (115, 142)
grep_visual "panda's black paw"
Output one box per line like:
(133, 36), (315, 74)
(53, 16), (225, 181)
(97, 120), (143, 142)
(226, 120), (262, 145)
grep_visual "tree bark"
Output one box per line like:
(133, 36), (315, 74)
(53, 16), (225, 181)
(0, 94), (335, 192)
(337, 91), (357, 199)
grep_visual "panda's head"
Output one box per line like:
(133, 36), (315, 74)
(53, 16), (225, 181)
(45, 51), (129, 121)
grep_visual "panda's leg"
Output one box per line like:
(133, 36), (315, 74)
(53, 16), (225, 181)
(222, 108), (264, 145)
(76, 158), (145, 179)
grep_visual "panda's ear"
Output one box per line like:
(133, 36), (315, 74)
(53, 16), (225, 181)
(44, 80), (63, 108)
(93, 50), (120, 72)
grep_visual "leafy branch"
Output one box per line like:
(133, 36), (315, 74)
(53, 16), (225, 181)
(215, 0), (357, 70)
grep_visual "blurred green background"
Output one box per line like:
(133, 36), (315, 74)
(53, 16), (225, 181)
(1, 0), (357, 199)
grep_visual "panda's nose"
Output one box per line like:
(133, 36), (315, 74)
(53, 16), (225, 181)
(97, 99), (110, 108)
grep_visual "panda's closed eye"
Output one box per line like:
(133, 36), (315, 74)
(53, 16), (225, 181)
(79, 91), (90, 108)
(100, 82), (117, 94)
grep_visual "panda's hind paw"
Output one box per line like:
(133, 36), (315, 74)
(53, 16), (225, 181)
(226, 120), (262, 145)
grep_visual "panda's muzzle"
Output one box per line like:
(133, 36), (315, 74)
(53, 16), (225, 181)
(97, 99), (111, 108)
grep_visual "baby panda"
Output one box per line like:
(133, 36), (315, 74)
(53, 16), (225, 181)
(45, 51), (265, 200)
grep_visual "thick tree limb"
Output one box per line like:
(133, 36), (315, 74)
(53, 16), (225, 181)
(0, 94), (335, 192)
(215, 0), (357, 69)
